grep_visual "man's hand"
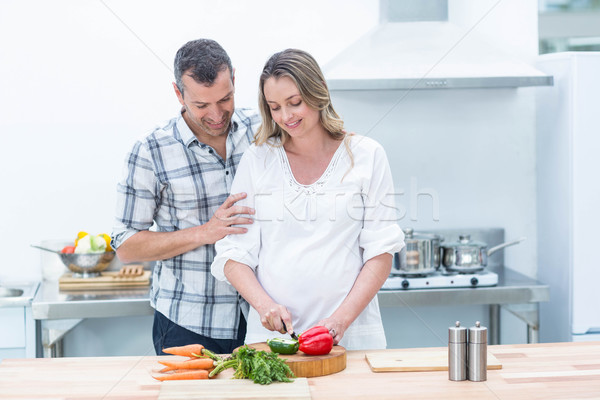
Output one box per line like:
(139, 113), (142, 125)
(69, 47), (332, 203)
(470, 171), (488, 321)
(201, 192), (255, 244)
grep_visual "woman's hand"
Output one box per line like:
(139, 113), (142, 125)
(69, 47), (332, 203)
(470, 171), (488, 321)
(316, 317), (347, 345)
(258, 303), (293, 335)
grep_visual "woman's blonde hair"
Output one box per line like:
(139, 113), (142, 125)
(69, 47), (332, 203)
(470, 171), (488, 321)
(255, 49), (346, 147)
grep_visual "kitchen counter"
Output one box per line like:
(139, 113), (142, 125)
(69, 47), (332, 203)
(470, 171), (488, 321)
(1, 341), (598, 399)
(32, 267), (548, 357)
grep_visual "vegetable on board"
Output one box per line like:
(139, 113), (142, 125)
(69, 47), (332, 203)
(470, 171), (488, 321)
(162, 344), (205, 358)
(158, 358), (216, 372)
(267, 338), (299, 355)
(152, 370), (209, 381)
(209, 345), (295, 385)
(298, 326), (333, 355)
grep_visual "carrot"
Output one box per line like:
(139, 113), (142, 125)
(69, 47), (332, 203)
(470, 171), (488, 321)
(162, 344), (205, 358)
(152, 370), (209, 381)
(158, 358), (215, 372)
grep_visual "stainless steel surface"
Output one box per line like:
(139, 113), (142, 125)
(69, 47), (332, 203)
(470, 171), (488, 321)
(0, 282), (39, 307)
(394, 228), (441, 276)
(448, 321), (467, 381)
(468, 321), (488, 382)
(33, 280), (153, 357)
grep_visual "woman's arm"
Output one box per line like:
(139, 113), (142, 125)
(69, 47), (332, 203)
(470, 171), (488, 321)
(318, 252), (392, 344)
(224, 259), (293, 335)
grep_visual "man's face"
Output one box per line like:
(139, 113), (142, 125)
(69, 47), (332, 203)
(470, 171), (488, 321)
(174, 68), (235, 139)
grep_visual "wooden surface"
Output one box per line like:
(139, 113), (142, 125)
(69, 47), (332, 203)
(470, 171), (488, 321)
(158, 378), (310, 400)
(365, 349), (502, 372)
(58, 270), (151, 290)
(1, 342), (600, 399)
(248, 342), (346, 378)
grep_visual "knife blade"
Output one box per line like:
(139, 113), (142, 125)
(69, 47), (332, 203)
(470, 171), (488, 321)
(281, 320), (298, 341)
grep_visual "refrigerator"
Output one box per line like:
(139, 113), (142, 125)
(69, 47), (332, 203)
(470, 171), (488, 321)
(536, 52), (600, 342)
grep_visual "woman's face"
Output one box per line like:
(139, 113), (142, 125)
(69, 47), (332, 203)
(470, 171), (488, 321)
(263, 76), (320, 139)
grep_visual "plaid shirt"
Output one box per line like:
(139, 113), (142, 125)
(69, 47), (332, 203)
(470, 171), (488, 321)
(112, 108), (260, 339)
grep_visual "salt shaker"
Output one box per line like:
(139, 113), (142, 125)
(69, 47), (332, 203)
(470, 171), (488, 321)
(448, 321), (467, 381)
(468, 321), (488, 382)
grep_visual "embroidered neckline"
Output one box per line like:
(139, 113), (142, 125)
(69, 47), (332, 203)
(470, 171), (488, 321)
(277, 140), (345, 195)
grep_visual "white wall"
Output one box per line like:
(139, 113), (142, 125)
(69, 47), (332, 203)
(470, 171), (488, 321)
(0, 0), (379, 283)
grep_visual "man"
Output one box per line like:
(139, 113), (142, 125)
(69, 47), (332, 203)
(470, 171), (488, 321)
(112, 39), (260, 354)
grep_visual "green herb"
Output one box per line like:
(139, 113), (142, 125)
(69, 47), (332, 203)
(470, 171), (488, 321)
(209, 345), (295, 385)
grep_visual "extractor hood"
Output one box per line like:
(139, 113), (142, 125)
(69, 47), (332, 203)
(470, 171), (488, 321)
(324, 1), (553, 90)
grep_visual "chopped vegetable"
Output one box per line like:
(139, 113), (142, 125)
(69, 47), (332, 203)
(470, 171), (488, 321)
(299, 326), (333, 355)
(209, 345), (295, 385)
(152, 370), (209, 381)
(61, 246), (76, 254)
(98, 233), (113, 251)
(74, 234), (107, 254)
(267, 338), (299, 355)
(162, 344), (205, 358)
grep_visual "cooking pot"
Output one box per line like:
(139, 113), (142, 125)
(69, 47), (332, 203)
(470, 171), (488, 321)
(393, 228), (442, 276)
(441, 235), (526, 273)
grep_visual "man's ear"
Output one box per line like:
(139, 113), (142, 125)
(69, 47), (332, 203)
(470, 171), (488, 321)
(232, 67), (236, 86)
(173, 82), (184, 105)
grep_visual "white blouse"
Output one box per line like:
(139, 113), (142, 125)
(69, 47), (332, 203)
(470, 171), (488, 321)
(211, 135), (404, 350)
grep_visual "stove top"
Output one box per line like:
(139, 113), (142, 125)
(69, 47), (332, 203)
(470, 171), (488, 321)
(382, 270), (498, 290)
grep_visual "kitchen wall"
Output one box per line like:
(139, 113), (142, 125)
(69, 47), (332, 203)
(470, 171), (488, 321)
(0, 0), (379, 283)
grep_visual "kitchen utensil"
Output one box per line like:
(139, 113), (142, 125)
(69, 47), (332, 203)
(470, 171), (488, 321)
(448, 321), (467, 381)
(365, 349), (501, 372)
(32, 244), (115, 278)
(247, 342), (346, 378)
(58, 270), (151, 290)
(281, 320), (299, 341)
(468, 321), (488, 382)
(118, 264), (144, 277)
(158, 378), (311, 400)
(393, 228), (442, 276)
(442, 235), (526, 273)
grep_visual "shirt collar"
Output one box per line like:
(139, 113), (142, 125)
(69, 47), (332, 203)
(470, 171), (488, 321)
(176, 109), (241, 148)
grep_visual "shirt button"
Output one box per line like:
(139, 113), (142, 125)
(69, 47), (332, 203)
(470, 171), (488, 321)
(209, 149), (213, 154)
(225, 171), (230, 175)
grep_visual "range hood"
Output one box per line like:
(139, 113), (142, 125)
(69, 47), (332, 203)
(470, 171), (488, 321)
(324, 1), (553, 90)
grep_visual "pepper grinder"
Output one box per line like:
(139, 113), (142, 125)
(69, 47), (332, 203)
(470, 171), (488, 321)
(448, 321), (467, 381)
(468, 321), (488, 382)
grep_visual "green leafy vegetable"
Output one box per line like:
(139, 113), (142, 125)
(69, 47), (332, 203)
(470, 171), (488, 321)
(208, 345), (295, 385)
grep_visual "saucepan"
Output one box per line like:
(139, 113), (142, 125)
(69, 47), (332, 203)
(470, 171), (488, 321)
(393, 228), (443, 276)
(441, 234), (526, 273)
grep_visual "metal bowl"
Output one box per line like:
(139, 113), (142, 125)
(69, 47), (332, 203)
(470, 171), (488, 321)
(59, 252), (115, 277)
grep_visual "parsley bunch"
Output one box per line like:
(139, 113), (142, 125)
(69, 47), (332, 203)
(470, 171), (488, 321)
(209, 345), (295, 385)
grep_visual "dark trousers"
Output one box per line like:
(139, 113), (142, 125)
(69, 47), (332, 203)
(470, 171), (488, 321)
(152, 310), (246, 355)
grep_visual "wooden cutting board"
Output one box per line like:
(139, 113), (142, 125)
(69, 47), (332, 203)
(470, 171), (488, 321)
(248, 342), (346, 378)
(365, 349), (502, 372)
(58, 270), (150, 290)
(158, 377), (311, 400)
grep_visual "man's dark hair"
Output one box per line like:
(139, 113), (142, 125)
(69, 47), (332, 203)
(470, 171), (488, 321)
(174, 39), (233, 96)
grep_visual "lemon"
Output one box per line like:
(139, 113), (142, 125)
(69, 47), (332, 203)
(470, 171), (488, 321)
(99, 233), (113, 251)
(75, 231), (88, 246)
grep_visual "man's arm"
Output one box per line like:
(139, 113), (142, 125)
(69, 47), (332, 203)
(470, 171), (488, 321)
(116, 193), (255, 263)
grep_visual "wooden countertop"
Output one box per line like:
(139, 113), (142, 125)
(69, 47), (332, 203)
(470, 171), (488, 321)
(0, 341), (599, 399)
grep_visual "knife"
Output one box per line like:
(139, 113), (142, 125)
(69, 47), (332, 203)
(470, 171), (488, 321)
(281, 320), (299, 341)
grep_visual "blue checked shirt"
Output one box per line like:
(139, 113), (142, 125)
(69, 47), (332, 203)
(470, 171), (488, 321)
(112, 108), (260, 339)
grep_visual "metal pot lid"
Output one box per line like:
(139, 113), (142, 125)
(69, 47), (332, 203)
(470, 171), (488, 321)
(402, 228), (442, 241)
(442, 234), (486, 250)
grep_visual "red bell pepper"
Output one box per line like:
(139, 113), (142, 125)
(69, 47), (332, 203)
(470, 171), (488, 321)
(298, 326), (333, 355)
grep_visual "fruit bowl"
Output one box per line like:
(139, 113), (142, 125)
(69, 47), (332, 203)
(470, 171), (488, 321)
(59, 251), (115, 277)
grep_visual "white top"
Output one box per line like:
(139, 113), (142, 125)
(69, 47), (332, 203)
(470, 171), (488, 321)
(211, 135), (404, 350)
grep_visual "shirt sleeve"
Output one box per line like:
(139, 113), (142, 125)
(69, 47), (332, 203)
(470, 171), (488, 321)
(111, 140), (159, 249)
(211, 147), (261, 282)
(359, 143), (405, 263)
